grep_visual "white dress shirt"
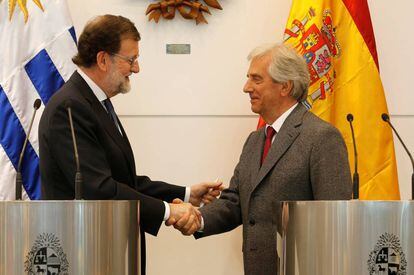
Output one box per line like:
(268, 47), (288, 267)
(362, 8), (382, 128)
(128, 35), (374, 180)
(265, 103), (298, 143)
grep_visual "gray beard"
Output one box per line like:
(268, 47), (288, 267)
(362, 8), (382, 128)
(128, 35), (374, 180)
(107, 67), (131, 95)
(118, 79), (131, 94)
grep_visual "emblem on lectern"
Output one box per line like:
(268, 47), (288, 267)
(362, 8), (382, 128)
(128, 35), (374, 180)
(368, 233), (407, 275)
(25, 233), (69, 275)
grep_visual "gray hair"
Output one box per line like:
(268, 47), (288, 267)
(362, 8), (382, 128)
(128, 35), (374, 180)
(247, 43), (310, 102)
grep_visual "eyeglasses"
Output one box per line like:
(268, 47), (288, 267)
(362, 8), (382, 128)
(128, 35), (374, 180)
(111, 53), (138, 66)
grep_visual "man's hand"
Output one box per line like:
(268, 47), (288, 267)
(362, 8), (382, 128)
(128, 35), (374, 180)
(166, 199), (201, 235)
(189, 181), (225, 206)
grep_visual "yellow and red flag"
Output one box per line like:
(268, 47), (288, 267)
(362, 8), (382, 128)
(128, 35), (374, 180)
(258, 0), (400, 199)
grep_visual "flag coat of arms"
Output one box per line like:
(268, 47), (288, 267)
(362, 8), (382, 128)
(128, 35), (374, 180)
(277, 0), (399, 199)
(0, 0), (77, 200)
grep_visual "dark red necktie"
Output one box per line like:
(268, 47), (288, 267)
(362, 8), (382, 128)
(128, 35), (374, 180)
(261, 126), (276, 165)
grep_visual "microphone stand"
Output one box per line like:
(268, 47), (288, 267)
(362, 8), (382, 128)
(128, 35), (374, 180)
(382, 113), (414, 200)
(347, 114), (359, 199)
(66, 104), (83, 200)
(16, 99), (41, 200)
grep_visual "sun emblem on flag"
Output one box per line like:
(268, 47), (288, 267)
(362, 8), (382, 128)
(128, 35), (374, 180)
(1, 0), (44, 22)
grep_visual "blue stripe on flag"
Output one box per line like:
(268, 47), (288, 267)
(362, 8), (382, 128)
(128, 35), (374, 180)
(25, 49), (65, 105)
(69, 26), (77, 44)
(0, 86), (41, 199)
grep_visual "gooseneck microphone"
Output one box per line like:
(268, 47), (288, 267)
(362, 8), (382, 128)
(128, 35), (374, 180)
(16, 99), (42, 200)
(382, 113), (414, 199)
(66, 100), (83, 200)
(347, 114), (359, 199)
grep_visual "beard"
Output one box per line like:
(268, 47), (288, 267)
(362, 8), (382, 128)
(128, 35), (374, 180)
(107, 66), (131, 95)
(117, 76), (131, 94)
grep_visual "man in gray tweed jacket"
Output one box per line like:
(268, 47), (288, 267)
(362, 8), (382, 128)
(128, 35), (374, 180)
(172, 43), (352, 274)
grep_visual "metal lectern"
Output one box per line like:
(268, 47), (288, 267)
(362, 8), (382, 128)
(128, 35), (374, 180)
(0, 200), (140, 274)
(280, 201), (413, 275)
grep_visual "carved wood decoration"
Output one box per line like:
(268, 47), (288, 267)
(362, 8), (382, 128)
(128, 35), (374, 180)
(146, 0), (223, 25)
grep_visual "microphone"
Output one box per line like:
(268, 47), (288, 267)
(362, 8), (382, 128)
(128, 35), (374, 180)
(65, 100), (83, 200)
(16, 99), (42, 200)
(346, 114), (359, 199)
(382, 113), (414, 199)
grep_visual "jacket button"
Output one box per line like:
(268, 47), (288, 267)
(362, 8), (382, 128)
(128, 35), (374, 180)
(249, 218), (255, 225)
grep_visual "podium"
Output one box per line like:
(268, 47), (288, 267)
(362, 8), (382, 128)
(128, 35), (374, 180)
(0, 200), (140, 274)
(280, 201), (414, 275)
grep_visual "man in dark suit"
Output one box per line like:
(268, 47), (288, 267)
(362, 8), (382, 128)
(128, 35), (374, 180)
(172, 43), (352, 274)
(39, 14), (221, 275)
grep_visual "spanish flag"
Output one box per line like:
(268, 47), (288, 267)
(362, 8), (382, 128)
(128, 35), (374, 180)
(261, 0), (400, 199)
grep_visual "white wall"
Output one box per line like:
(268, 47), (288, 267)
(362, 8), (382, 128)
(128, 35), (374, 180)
(66, 0), (414, 274)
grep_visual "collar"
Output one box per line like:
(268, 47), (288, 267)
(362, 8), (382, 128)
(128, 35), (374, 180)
(77, 68), (108, 102)
(265, 103), (298, 136)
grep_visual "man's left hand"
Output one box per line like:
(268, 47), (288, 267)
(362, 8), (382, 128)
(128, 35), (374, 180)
(189, 181), (225, 206)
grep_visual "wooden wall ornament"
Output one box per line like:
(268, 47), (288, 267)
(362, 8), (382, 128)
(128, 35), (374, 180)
(146, 0), (222, 25)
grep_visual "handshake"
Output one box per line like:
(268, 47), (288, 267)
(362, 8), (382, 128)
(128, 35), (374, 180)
(166, 181), (224, 235)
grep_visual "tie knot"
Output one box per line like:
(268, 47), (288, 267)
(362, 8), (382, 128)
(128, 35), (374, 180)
(266, 126), (276, 138)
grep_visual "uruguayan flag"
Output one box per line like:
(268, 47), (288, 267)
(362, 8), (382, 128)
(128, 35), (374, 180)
(0, 0), (77, 200)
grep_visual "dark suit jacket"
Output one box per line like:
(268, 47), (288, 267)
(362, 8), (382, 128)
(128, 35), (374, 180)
(39, 71), (185, 274)
(196, 104), (352, 274)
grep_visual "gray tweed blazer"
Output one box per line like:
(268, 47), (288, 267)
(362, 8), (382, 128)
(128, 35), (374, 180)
(196, 103), (352, 274)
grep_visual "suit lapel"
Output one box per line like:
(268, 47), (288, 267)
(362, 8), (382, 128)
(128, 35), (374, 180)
(250, 129), (265, 180)
(93, 100), (136, 171)
(117, 118), (136, 173)
(70, 72), (136, 175)
(252, 104), (307, 191)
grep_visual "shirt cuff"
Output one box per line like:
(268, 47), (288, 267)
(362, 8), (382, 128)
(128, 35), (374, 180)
(198, 216), (205, 232)
(163, 201), (170, 221)
(184, 187), (191, 203)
